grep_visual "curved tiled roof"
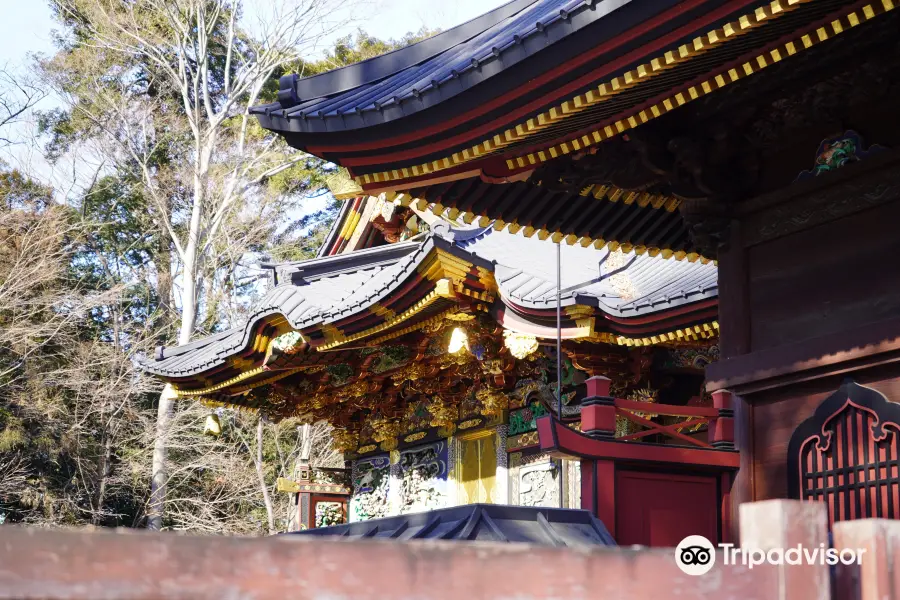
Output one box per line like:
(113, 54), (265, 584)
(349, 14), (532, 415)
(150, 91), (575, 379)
(252, 0), (681, 133)
(144, 224), (717, 378)
(459, 226), (717, 314)
(144, 241), (428, 377)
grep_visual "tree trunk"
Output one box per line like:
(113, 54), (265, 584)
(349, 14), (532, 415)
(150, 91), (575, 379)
(92, 429), (114, 526)
(256, 417), (276, 534)
(147, 384), (176, 530)
(147, 222), (198, 530)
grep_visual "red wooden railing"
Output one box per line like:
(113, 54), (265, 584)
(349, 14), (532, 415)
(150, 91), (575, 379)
(614, 398), (719, 447)
(580, 376), (735, 450)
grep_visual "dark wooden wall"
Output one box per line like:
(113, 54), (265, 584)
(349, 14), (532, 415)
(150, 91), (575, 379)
(749, 370), (900, 503)
(748, 200), (900, 353)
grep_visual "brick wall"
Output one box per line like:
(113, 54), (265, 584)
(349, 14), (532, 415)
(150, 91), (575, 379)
(0, 500), (897, 599)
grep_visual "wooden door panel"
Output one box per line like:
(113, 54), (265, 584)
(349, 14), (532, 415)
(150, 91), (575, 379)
(616, 471), (718, 547)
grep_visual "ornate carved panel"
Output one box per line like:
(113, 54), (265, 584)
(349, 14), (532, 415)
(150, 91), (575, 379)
(787, 380), (900, 527)
(398, 441), (449, 514)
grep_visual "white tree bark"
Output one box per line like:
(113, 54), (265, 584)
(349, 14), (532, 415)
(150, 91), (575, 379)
(50, 0), (355, 530)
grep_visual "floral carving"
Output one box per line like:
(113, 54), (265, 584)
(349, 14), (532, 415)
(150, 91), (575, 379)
(351, 457), (390, 521)
(271, 331), (304, 354)
(326, 364), (354, 386)
(371, 345), (411, 374)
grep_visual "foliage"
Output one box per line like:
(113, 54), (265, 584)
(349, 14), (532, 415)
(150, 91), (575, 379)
(0, 0), (436, 534)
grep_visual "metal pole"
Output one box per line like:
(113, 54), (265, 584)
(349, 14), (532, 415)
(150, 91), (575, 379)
(556, 241), (564, 508)
(556, 241), (562, 419)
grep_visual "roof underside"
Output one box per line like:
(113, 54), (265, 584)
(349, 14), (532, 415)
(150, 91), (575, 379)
(291, 504), (617, 548)
(247, 0), (896, 263)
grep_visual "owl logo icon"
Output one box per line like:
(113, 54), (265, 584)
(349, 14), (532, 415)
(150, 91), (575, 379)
(675, 535), (716, 575)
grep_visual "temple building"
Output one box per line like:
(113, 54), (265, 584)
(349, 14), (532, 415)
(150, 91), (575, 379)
(145, 195), (727, 544)
(144, 0), (900, 542)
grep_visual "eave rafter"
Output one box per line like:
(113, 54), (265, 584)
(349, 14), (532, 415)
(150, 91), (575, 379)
(391, 190), (715, 263)
(352, 0), (848, 187)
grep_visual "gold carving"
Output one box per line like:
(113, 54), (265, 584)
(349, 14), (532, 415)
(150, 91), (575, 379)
(475, 387), (509, 417)
(404, 431), (427, 443)
(370, 417), (401, 452)
(458, 418), (482, 430)
(357, 444), (378, 454)
(502, 330), (539, 359)
(446, 311), (476, 322)
(427, 397), (458, 430)
(331, 429), (359, 453)
(437, 424), (457, 437)
(276, 477), (301, 493)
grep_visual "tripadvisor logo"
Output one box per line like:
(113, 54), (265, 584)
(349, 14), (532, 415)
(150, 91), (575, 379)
(674, 535), (867, 575)
(675, 535), (716, 576)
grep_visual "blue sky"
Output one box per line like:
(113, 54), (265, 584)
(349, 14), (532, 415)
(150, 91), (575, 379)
(0, 0), (508, 193)
(0, 0), (510, 71)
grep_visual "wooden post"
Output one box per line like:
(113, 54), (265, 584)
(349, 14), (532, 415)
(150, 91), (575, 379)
(739, 499), (830, 600)
(580, 376), (616, 439)
(709, 390), (735, 450)
(833, 519), (900, 600)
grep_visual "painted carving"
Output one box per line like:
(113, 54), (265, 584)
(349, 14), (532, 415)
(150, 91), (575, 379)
(661, 346), (720, 370)
(270, 331), (303, 354)
(398, 441), (449, 514)
(371, 345), (411, 374)
(508, 400), (549, 436)
(519, 461), (560, 508)
(315, 502), (344, 528)
(350, 455), (390, 522)
(796, 131), (885, 181)
(617, 387), (658, 438)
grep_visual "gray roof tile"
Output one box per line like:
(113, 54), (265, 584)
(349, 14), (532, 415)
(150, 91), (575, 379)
(144, 225), (716, 378)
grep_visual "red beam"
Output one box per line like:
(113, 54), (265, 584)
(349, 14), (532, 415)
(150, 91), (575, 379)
(614, 399), (719, 418)
(614, 410), (711, 448)
(537, 416), (740, 468)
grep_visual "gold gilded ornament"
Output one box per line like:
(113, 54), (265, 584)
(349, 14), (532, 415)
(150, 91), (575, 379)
(437, 424), (457, 438)
(502, 330), (539, 359)
(390, 362), (433, 384)
(427, 396), (458, 429)
(331, 429), (359, 453)
(370, 416), (401, 452)
(475, 387), (508, 417)
(446, 312), (476, 322)
(203, 413), (221, 436)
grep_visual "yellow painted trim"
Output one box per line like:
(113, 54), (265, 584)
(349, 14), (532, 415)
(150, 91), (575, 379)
(335, 207), (358, 243)
(369, 302), (397, 319)
(316, 286), (446, 351)
(172, 366), (309, 398)
(503, 2), (888, 172)
(355, 0), (814, 186)
(612, 321), (720, 347)
(365, 307), (458, 346)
